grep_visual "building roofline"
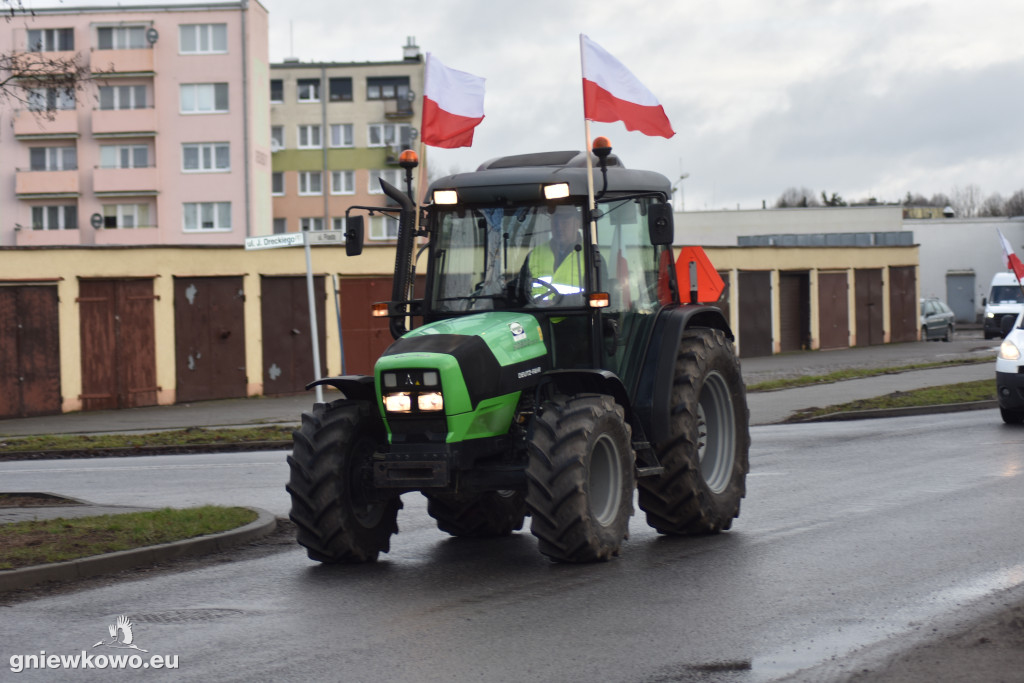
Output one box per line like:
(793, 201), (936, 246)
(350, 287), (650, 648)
(19, 1), (256, 15)
(270, 59), (423, 70)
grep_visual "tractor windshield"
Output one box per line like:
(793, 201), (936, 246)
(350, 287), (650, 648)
(429, 203), (590, 313)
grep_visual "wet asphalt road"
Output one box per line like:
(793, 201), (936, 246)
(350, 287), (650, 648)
(2, 409), (1022, 682)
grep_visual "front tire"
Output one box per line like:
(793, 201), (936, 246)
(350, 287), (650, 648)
(426, 491), (527, 538)
(1000, 407), (1024, 424)
(639, 328), (750, 535)
(287, 400), (401, 563)
(525, 394), (635, 562)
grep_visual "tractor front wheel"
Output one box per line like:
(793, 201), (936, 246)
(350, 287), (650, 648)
(287, 400), (401, 563)
(525, 394), (635, 562)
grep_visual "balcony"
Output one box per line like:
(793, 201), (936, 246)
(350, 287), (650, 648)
(90, 48), (154, 75)
(384, 98), (414, 119)
(13, 108), (79, 139)
(13, 227), (85, 247)
(93, 167), (159, 196)
(92, 107), (157, 137)
(11, 50), (80, 74)
(15, 169), (79, 197)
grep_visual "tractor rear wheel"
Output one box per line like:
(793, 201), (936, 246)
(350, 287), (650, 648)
(525, 394), (635, 562)
(639, 328), (750, 535)
(287, 400), (401, 563)
(426, 491), (527, 538)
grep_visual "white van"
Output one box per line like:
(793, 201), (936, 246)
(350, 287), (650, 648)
(996, 311), (1024, 423)
(983, 272), (1024, 339)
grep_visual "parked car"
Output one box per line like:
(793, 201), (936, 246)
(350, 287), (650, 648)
(920, 297), (955, 342)
(996, 311), (1024, 424)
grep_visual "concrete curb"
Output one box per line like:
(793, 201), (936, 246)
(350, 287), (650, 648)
(0, 507), (277, 593)
(788, 400), (999, 423)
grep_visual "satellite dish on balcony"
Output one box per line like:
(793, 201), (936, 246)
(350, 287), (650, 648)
(146, 28), (159, 44)
(90, 213), (103, 230)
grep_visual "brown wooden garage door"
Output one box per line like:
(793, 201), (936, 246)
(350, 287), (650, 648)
(174, 276), (247, 403)
(337, 277), (393, 376)
(779, 271), (810, 352)
(889, 266), (918, 343)
(818, 272), (850, 350)
(0, 285), (61, 418)
(855, 268), (884, 346)
(738, 270), (773, 357)
(78, 278), (158, 411)
(261, 276), (327, 395)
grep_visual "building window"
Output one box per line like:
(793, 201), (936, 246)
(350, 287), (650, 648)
(99, 144), (148, 169)
(27, 28), (73, 52)
(331, 217), (346, 232)
(270, 79), (283, 103)
(271, 172), (284, 196)
(180, 83), (229, 113)
(330, 123), (353, 148)
(368, 123), (412, 149)
(300, 217), (324, 232)
(102, 203), (149, 229)
(273, 218), (287, 234)
(182, 142), (230, 172)
(367, 76), (410, 100)
(31, 205), (77, 230)
(178, 23), (227, 54)
(183, 202), (231, 231)
(297, 78), (320, 102)
(329, 77), (352, 102)
(98, 85), (146, 110)
(330, 170), (354, 195)
(368, 169), (401, 194)
(271, 125), (284, 150)
(297, 124), (322, 149)
(369, 214), (398, 240)
(97, 26), (147, 50)
(29, 146), (77, 171)
(298, 171), (322, 196)
(27, 87), (74, 111)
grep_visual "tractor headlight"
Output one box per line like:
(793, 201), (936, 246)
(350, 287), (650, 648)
(417, 392), (444, 411)
(383, 392), (412, 412)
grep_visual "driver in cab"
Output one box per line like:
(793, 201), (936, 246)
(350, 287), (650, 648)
(527, 206), (584, 305)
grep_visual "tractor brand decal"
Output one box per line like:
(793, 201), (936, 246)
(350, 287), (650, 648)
(517, 366), (542, 380)
(508, 322), (526, 342)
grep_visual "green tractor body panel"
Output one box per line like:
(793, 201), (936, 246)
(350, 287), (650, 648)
(374, 312), (548, 443)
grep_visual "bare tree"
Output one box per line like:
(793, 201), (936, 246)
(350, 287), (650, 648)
(1005, 190), (1024, 218)
(1, 0), (98, 118)
(775, 187), (820, 208)
(980, 193), (1006, 217)
(950, 184), (983, 218)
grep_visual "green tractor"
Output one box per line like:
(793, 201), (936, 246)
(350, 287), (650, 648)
(286, 141), (750, 563)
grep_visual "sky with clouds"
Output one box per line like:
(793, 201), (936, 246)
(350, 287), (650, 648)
(26, 0), (1024, 210)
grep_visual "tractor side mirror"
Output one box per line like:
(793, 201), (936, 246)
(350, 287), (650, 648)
(648, 203), (674, 246)
(346, 216), (364, 256)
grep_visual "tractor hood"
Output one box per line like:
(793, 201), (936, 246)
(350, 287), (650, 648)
(374, 313), (550, 442)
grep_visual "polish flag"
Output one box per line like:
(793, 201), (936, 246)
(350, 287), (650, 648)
(998, 229), (1024, 282)
(421, 54), (485, 149)
(580, 34), (675, 139)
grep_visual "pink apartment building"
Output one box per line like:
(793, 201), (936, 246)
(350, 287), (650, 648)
(0, 0), (271, 247)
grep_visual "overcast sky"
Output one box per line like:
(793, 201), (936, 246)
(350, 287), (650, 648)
(28, 0), (1024, 210)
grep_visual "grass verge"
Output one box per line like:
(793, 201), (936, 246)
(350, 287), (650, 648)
(0, 505), (257, 570)
(746, 359), (989, 392)
(787, 379), (996, 421)
(0, 425), (293, 455)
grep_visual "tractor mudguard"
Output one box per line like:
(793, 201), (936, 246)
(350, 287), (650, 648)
(536, 369), (631, 411)
(633, 304), (732, 444)
(306, 375), (376, 402)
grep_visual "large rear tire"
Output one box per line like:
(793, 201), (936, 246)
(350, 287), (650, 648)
(639, 328), (750, 535)
(426, 491), (527, 538)
(287, 400), (401, 563)
(525, 394), (635, 562)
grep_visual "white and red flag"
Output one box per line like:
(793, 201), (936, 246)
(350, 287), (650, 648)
(580, 34), (675, 139)
(998, 229), (1024, 282)
(421, 54), (485, 149)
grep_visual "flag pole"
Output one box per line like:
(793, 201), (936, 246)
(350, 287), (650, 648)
(580, 34), (597, 246)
